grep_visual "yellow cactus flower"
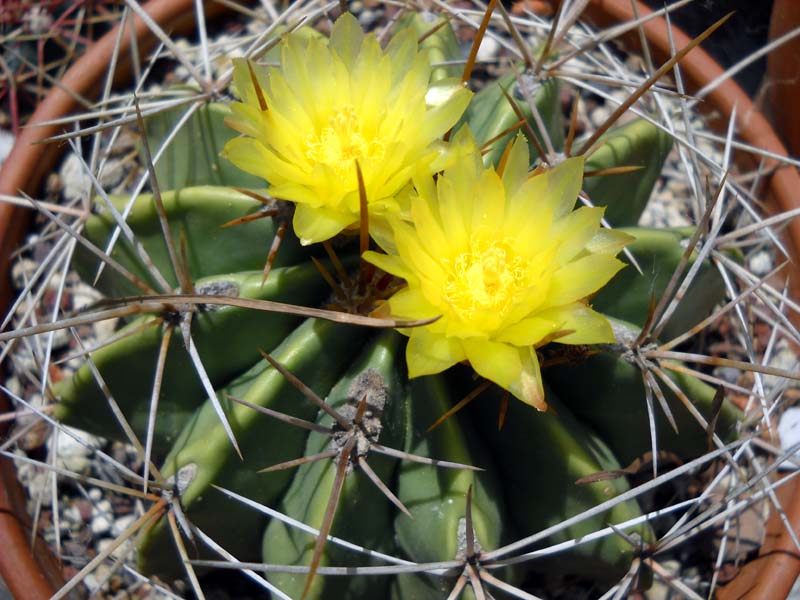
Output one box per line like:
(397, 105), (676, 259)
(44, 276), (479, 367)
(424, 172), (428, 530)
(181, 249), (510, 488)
(223, 13), (472, 246)
(364, 130), (632, 410)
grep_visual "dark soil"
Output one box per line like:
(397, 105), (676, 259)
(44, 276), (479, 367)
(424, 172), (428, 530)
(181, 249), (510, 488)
(643, 0), (774, 96)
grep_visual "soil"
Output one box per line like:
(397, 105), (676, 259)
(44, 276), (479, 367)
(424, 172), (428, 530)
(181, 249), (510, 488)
(642, 0), (774, 97)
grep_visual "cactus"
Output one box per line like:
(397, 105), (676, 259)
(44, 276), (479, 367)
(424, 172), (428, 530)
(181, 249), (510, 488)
(6, 3), (799, 599)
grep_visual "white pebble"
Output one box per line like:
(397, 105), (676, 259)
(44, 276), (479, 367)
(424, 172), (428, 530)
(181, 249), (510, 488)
(63, 504), (82, 525)
(590, 105), (613, 126)
(748, 250), (773, 277)
(476, 36), (500, 63)
(52, 427), (99, 474)
(0, 129), (14, 167)
(59, 154), (92, 203)
(94, 499), (113, 516)
(91, 514), (112, 536)
(112, 514), (137, 537)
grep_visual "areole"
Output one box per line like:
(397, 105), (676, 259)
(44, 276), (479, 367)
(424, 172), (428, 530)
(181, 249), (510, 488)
(0, 0), (798, 598)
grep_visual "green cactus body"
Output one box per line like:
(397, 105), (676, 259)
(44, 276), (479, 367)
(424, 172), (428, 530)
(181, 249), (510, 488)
(137, 317), (365, 579)
(546, 348), (741, 465)
(144, 102), (266, 190)
(582, 117), (674, 227)
(77, 186), (309, 297)
(54, 262), (339, 453)
(393, 374), (509, 598)
(592, 226), (727, 341)
(466, 381), (652, 581)
(262, 330), (405, 599)
(391, 571), (489, 600)
(459, 68), (564, 166)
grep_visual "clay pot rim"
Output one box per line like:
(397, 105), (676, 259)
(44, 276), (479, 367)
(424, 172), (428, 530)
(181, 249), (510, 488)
(0, 0), (798, 598)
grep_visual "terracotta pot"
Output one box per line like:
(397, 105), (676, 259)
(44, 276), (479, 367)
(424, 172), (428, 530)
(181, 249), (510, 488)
(0, 0), (798, 598)
(767, 0), (800, 158)
(0, 1), (226, 598)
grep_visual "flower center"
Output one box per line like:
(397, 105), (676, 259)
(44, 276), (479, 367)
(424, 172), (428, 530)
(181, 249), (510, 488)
(443, 239), (527, 321)
(304, 104), (386, 180)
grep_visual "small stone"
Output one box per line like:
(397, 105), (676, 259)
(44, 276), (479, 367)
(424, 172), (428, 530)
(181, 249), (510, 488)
(96, 537), (134, 561)
(52, 427), (99, 474)
(748, 250), (773, 277)
(766, 341), (800, 391)
(11, 258), (38, 290)
(0, 128), (14, 167)
(95, 499), (113, 516)
(90, 563), (111, 587)
(24, 6), (53, 35)
(715, 366), (742, 384)
(112, 514), (137, 537)
(17, 463), (51, 507)
(96, 157), (132, 193)
(779, 407), (800, 461)
(97, 538), (115, 557)
(476, 35), (500, 64)
(90, 514), (112, 536)
(358, 9), (380, 29)
(590, 104), (612, 127)
(63, 504), (82, 526)
(59, 153), (92, 202)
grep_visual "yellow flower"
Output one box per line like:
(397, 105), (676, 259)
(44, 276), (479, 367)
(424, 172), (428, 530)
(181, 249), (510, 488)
(222, 13), (472, 245)
(364, 130), (632, 410)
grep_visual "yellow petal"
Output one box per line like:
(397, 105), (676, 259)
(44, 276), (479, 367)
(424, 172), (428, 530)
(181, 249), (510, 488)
(462, 339), (521, 390)
(436, 172), (470, 252)
(225, 102), (265, 140)
(329, 12), (365, 70)
(280, 35), (316, 104)
(221, 137), (287, 183)
(545, 254), (626, 307)
(351, 38), (391, 124)
(501, 132), (530, 199)
(230, 58), (269, 106)
(292, 203), (354, 245)
(425, 77), (466, 110)
(511, 346), (547, 411)
(551, 206), (605, 265)
(366, 214), (399, 255)
(410, 190), (449, 261)
(260, 72), (314, 138)
(380, 162), (418, 201)
(434, 125), (482, 174)
(388, 287), (438, 320)
(472, 168), (506, 234)
(543, 156), (585, 219)
(394, 220), (447, 286)
(505, 180), (554, 254)
(384, 27), (417, 87)
(362, 250), (416, 283)
(496, 316), (562, 346)
(406, 329), (465, 377)
(535, 303), (615, 345)
(585, 228), (637, 256)
(420, 86), (473, 140)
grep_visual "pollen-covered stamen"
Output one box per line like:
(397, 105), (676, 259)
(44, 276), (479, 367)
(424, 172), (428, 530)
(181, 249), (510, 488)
(443, 238), (528, 319)
(304, 104), (386, 180)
